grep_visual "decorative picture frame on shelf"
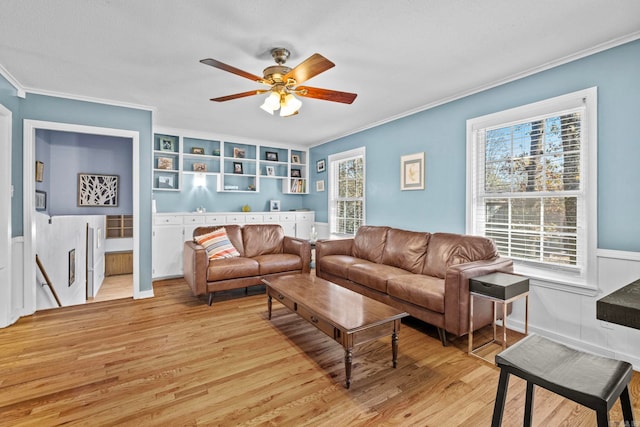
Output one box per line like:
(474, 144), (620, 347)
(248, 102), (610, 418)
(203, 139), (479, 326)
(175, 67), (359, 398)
(270, 200), (281, 212)
(400, 152), (425, 191)
(157, 157), (173, 170)
(265, 151), (278, 162)
(191, 147), (205, 155)
(35, 190), (47, 210)
(159, 137), (175, 152)
(193, 163), (207, 172)
(158, 175), (175, 189)
(233, 162), (243, 174)
(233, 147), (246, 158)
(291, 168), (302, 178)
(316, 159), (325, 173)
(265, 166), (275, 176)
(35, 161), (44, 182)
(316, 180), (325, 192)
(77, 173), (119, 206)
(291, 154), (301, 164)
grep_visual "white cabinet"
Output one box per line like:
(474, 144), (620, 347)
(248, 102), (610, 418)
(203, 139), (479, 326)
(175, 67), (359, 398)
(295, 212), (315, 239)
(152, 225), (184, 279)
(151, 212), (315, 279)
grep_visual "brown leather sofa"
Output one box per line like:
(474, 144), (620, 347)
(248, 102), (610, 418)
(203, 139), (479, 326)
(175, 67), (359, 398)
(315, 226), (513, 345)
(183, 224), (311, 305)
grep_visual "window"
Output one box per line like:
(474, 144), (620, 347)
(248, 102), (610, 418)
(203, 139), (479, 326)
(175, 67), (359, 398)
(328, 147), (365, 236)
(467, 88), (597, 288)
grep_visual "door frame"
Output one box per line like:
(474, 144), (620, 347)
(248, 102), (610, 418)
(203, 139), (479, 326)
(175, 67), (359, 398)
(0, 104), (12, 327)
(23, 120), (140, 314)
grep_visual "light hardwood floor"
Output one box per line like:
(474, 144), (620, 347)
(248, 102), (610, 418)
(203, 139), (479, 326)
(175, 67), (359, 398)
(87, 273), (133, 303)
(1, 277), (637, 426)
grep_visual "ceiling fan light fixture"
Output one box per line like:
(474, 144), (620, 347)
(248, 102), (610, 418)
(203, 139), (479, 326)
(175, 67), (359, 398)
(280, 93), (302, 117)
(260, 92), (280, 115)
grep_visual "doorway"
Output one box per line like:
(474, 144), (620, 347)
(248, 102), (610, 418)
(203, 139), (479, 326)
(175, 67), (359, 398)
(23, 120), (140, 313)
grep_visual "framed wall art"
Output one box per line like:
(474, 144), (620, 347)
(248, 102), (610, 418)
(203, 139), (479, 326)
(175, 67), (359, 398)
(35, 190), (47, 211)
(316, 159), (326, 173)
(77, 173), (119, 206)
(35, 161), (44, 182)
(400, 152), (425, 191)
(316, 180), (325, 192)
(159, 136), (175, 152)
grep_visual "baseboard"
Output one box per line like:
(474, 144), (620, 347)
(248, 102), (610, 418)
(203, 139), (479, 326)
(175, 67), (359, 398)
(134, 289), (154, 300)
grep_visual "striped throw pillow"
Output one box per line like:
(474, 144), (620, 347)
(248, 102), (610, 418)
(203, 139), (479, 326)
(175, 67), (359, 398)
(195, 227), (240, 260)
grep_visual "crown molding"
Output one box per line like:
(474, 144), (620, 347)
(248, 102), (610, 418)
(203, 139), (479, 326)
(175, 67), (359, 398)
(312, 31), (640, 148)
(24, 87), (156, 112)
(0, 64), (26, 98)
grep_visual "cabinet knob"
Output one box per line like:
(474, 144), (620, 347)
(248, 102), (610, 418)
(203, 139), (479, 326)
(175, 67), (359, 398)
(310, 315), (319, 324)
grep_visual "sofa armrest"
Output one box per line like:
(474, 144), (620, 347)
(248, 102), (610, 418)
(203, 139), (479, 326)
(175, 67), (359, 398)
(283, 236), (311, 274)
(443, 257), (514, 336)
(316, 238), (353, 257)
(183, 240), (209, 296)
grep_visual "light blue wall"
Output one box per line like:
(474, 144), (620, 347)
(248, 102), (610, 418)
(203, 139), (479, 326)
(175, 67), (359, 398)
(11, 93), (153, 291)
(308, 39), (640, 252)
(39, 130), (133, 216)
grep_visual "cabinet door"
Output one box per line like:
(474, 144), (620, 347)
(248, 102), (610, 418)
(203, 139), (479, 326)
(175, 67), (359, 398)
(295, 213), (315, 239)
(152, 225), (184, 279)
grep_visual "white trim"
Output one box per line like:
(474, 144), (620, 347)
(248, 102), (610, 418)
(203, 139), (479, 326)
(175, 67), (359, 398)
(597, 248), (640, 262)
(0, 104), (12, 327)
(327, 147), (366, 235)
(23, 120), (141, 313)
(311, 31), (640, 148)
(0, 64), (26, 98)
(25, 87), (154, 112)
(134, 289), (155, 300)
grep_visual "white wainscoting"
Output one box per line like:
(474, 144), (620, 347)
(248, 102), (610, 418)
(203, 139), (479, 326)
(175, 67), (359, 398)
(508, 249), (640, 370)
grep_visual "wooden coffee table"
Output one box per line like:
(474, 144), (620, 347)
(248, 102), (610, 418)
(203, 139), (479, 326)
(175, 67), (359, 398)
(263, 274), (409, 388)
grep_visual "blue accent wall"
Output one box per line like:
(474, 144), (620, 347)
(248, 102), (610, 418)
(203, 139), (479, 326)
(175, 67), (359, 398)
(308, 39), (640, 252)
(7, 92), (153, 291)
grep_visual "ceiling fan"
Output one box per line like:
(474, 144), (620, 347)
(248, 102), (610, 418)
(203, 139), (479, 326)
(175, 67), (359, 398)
(200, 48), (357, 117)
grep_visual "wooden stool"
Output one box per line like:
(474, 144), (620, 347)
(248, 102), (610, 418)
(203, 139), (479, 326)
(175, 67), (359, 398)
(491, 334), (635, 427)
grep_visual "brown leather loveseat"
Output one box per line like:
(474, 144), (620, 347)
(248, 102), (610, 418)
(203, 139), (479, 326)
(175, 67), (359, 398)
(315, 226), (513, 345)
(184, 224), (311, 305)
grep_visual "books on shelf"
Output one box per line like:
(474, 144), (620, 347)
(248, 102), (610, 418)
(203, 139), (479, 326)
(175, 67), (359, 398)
(290, 179), (306, 193)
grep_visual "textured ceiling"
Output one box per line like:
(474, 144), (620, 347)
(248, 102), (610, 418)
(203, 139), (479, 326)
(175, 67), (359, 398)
(1, 1), (639, 146)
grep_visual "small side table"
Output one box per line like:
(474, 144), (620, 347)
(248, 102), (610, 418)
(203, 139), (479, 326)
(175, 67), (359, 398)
(468, 272), (529, 357)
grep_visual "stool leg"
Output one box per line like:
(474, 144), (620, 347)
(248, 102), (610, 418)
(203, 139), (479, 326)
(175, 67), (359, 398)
(524, 381), (534, 427)
(620, 385), (635, 425)
(595, 404), (609, 427)
(491, 369), (510, 427)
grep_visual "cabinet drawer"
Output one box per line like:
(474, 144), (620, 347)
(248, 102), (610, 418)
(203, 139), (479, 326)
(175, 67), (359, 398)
(154, 215), (182, 225)
(263, 214), (279, 223)
(269, 289), (296, 312)
(183, 215), (205, 225)
(205, 214), (226, 224)
(296, 305), (339, 341)
(296, 213), (314, 221)
(279, 213), (295, 222)
(245, 214), (264, 223)
(225, 215), (245, 224)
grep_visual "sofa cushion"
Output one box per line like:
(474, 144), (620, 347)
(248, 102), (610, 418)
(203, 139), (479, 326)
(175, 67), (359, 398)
(317, 255), (359, 278)
(348, 261), (411, 293)
(194, 225), (244, 256)
(243, 224), (284, 258)
(352, 226), (390, 263)
(195, 227), (241, 260)
(382, 228), (431, 274)
(207, 257), (260, 281)
(387, 275), (445, 313)
(254, 254), (303, 275)
(423, 233), (499, 279)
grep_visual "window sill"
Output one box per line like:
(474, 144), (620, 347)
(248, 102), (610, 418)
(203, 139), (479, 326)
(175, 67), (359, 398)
(513, 263), (599, 297)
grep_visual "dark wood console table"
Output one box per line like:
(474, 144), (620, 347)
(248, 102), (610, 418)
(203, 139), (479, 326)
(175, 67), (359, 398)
(596, 278), (640, 330)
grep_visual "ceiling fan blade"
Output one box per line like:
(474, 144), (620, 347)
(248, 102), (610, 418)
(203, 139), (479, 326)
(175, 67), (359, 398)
(210, 90), (267, 102)
(200, 58), (263, 82)
(296, 86), (357, 104)
(283, 54), (335, 85)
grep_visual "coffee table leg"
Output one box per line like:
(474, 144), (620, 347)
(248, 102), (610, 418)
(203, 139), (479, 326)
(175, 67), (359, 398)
(392, 331), (399, 368)
(344, 348), (353, 389)
(267, 294), (272, 320)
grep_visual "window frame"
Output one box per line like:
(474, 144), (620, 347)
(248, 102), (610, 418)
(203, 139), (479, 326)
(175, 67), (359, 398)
(328, 147), (366, 237)
(466, 87), (598, 291)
